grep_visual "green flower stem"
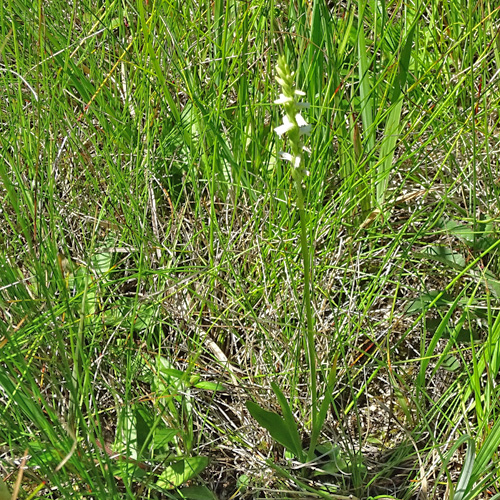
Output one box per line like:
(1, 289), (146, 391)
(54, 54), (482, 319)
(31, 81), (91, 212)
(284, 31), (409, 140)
(274, 55), (318, 462)
(293, 173), (318, 463)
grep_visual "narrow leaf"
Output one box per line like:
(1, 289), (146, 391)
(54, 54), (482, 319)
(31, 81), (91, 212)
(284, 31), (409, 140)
(454, 438), (475, 500)
(357, 11), (375, 155)
(417, 291), (465, 388)
(377, 22), (416, 205)
(246, 401), (302, 458)
(271, 382), (304, 462)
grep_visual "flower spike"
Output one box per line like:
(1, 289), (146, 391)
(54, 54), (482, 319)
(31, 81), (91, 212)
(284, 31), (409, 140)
(274, 56), (310, 182)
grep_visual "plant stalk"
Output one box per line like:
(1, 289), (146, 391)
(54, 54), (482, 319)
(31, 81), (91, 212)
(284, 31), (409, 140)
(293, 173), (317, 462)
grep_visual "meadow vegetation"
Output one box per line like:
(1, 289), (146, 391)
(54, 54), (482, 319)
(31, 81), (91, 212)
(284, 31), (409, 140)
(1, 0), (500, 498)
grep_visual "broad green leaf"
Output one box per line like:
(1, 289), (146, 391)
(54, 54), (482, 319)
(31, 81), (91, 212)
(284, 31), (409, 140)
(91, 248), (113, 277)
(193, 381), (225, 392)
(103, 297), (155, 331)
(112, 460), (147, 481)
(441, 354), (461, 372)
(131, 398), (180, 453)
(154, 427), (180, 449)
(161, 368), (185, 379)
(236, 474), (250, 491)
(405, 291), (456, 314)
(441, 219), (476, 244)
(480, 268), (500, 299)
(313, 442), (347, 475)
(417, 246), (467, 269)
(108, 17), (122, 30)
(158, 357), (181, 380)
(133, 404), (159, 457)
(156, 456), (209, 490)
(440, 218), (498, 252)
(477, 236), (498, 253)
(175, 485), (217, 500)
(26, 443), (61, 468)
(424, 317), (481, 345)
(156, 357), (187, 398)
(154, 357), (191, 422)
(0, 478), (10, 500)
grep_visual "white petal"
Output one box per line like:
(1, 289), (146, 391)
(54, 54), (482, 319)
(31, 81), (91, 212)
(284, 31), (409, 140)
(293, 156), (301, 168)
(278, 152), (294, 162)
(294, 89), (306, 96)
(295, 113), (308, 127)
(275, 115), (295, 137)
(275, 122), (294, 137)
(274, 93), (293, 105)
(296, 114), (311, 135)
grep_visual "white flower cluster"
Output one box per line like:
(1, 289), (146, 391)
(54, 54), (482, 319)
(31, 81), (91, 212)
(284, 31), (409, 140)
(274, 57), (311, 181)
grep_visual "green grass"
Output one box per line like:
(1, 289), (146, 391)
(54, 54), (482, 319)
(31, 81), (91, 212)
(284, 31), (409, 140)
(2, 0), (500, 498)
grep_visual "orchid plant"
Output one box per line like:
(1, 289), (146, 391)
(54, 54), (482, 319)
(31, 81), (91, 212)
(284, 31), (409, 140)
(247, 56), (332, 468)
(274, 56), (317, 437)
